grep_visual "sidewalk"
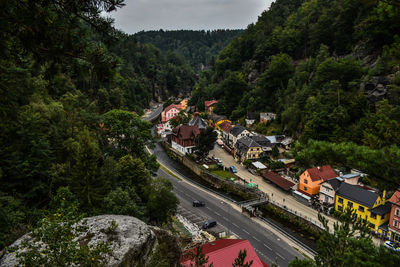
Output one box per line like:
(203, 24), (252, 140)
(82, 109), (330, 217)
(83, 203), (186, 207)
(210, 145), (384, 246)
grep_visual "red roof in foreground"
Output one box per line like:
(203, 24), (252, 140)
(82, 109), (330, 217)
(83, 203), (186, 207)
(389, 188), (400, 205)
(306, 165), (337, 182)
(262, 171), (295, 191)
(205, 100), (218, 107)
(180, 239), (269, 267)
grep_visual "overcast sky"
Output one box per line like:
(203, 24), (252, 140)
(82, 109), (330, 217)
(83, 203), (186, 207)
(107, 0), (274, 34)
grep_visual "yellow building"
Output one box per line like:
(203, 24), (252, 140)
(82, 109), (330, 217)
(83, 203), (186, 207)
(335, 183), (391, 234)
(180, 99), (188, 110)
(234, 136), (263, 162)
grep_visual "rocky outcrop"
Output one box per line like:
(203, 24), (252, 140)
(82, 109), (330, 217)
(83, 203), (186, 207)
(0, 215), (180, 267)
(360, 75), (393, 102)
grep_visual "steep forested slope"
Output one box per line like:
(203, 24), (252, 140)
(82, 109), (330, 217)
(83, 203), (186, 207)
(134, 29), (244, 69)
(190, 0), (400, 188)
(0, 0), (180, 250)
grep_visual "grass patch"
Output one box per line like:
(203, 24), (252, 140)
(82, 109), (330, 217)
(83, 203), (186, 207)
(211, 169), (234, 179)
(160, 165), (182, 181)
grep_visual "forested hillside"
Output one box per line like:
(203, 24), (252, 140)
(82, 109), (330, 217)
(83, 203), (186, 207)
(134, 29), (244, 69)
(190, 0), (400, 189)
(0, 0), (180, 251)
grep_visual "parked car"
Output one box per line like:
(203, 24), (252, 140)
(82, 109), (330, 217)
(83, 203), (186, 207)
(229, 166), (237, 173)
(202, 220), (217, 229)
(193, 200), (205, 207)
(384, 241), (400, 252)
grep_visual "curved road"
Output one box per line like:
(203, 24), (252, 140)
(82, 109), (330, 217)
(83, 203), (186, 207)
(143, 104), (163, 122)
(154, 144), (304, 266)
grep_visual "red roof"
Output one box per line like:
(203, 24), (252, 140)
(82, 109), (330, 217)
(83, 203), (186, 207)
(205, 100), (218, 107)
(164, 103), (182, 114)
(219, 121), (233, 132)
(306, 165), (337, 182)
(180, 239), (269, 267)
(172, 125), (200, 140)
(389, 188), (400, 205)
(262, 171), (295, 191)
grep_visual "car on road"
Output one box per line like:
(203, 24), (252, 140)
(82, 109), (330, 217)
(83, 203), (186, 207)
(384, 241), (400, 252)
(202, 219), (217, 229)
(193, 200), (206, 207)
(229, 166), (237, 173)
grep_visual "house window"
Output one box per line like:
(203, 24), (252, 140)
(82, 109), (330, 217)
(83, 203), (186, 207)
(348, 201), (353, 208)
(324, 195), (330, 202)
(394, 220), (398, 228)
(394, 233), (400, 242)
(338, 197), (343, 204)
(358, 206), (365, 212)
(396, 209), (400, 216)
(257, 148), (260, 151)
(304, 179), (308, 184)
(370, 213), (376, 219)
(304, 186), (308, 191)
(338, 205), (343, 211)
(368, 223), (376, 229)
(324, 187), (330, 193)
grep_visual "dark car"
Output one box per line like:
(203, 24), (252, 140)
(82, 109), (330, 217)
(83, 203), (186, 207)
(202, 220), (217, 229)
(193, 200), (205, 207)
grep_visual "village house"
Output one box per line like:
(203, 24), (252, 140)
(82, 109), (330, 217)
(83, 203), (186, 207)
(229, 125), (252, 147)
(335, 183), (391, 234)
(245, 112), (258, 126)
(171, 125), (200, 155)
(188, 111), (208, 130)
(161, 103), (182, 123)
(180, 99), (188, 110)
(260, 112), (276, 123)
(298, 165), (338, 196)
(208, 113), (227, 129)
(250, 135), (273, 153)
(234, 136), (263, 162)
(204, 100), (218, 115)
(388, 188), (400, 244)
(319, 174), (360, 209)
(219, 121), (233, 141)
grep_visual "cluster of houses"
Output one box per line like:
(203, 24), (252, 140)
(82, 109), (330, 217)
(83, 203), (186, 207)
(296, 164), (400, 243)
(158, 99), (400, 245)
(158, 99), (292, 161)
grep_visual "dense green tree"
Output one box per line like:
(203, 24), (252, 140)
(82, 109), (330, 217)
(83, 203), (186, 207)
(146, 177), (179, 224)
(135, 30), (243, 70)
(289, 208), (400, 266)
(194, 127), (218, 160)
(232, 249), (254, 267)
(67, 128), (108, 207)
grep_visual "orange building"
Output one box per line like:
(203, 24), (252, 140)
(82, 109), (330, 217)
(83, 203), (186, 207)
(298, 165), (337, 196)
(205, 100), (218, 115)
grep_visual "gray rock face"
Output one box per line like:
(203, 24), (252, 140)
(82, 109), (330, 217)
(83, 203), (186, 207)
(0, 215), (180, 267)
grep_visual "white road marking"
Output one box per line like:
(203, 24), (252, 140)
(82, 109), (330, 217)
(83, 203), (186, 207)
(214, 211), (221, 216)
(232, 223), (239, 228)
(253, 236), (260, 242)
(276, 253), (285, 260)
(263, 244), (272, 250)
(243, 229), (250, 234)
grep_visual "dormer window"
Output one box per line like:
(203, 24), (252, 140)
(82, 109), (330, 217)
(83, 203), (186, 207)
(304, 179), (308, 184)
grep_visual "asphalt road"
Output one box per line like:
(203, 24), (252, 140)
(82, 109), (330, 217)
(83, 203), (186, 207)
(143, 104), (163, 122)
(157, 166), (303, 267)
